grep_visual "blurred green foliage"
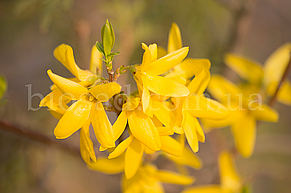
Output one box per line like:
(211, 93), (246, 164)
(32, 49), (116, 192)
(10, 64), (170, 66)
(0, 76), (7, 100)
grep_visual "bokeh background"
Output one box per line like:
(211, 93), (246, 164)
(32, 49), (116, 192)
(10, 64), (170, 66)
(0, 0), (291, 192)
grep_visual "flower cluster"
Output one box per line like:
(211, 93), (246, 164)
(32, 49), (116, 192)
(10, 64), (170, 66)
(40, 20), (291, 193)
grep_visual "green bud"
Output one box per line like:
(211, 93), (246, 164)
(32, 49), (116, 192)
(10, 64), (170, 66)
(101, 19), (115, 56)
(119, 65), (128, 74)
(129, 65), (137, 74)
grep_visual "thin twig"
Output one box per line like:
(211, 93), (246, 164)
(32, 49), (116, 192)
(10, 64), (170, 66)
(268, 53), (291, 107)
(106, 64), (114, 82)
(0, 119), (80, 156)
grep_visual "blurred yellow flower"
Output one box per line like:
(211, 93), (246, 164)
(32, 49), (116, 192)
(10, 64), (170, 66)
(182, 152), (241, 193)
(204, 75), (278, 157)
(122, 164), (194, 193)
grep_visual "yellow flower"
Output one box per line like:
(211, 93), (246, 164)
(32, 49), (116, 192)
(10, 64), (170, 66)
(108, 96), (184, 179)
(40, 43), (103, 119)
(152, 63), (229, 153)
(182, 152), (241, 193)
(225, 48), (291, 106)
(122, 164), (194, 193)
(133, 43), (190, 116)
(44, 69), (121, 151)
(203, 75), (278, 157)
(149, 23), (229, 153)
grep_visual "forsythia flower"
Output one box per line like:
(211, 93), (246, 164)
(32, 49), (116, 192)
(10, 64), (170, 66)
(40, 43), (120, 164)
(182, 152), (241, 193)
(151, 23), (230, 153)
(122, 164), (194, 193)
(203, 64), (279, 157)
(133, 43), (190, 116)
(46, 70), (121, 149)
(108, 96), (184, 179)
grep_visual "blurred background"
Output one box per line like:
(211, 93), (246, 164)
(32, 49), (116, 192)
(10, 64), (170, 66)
(0, 0), (291, 192)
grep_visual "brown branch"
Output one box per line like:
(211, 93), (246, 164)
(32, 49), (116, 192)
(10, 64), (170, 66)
(0, 119), (80, 156)
(268, 52), (291, 107)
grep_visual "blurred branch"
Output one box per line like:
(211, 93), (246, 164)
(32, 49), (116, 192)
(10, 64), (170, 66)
(0, 119), (80, 156)
(224, 0), (258, 53)
(268, 53), (291, 107)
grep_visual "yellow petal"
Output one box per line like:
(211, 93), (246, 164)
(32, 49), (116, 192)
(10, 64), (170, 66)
(88, 155), (124, 174)
(186, 95), (230, 120)
(143, 181), (164, 193)
(47, 70), (88, 99)
(123, 96), (140, 111)
(249, 104), (278, 122)
(53, 44), (79, 77)
(167, 147), (202, 169)
(196, 71), (211, 96)
(195, 118), (205, 143)
(152, 99), (177, 129)
(141, 43), (152, 70)
(113, 111), (128, 141)
(122, 172), (142, 193)
(165, 70), (187, 85)
(144, 146), (156, 154)
(225, 53), (264, 83)
(144, 74), (190, 97)
(278, 81), (291, 105)
(187, 69), (208, 95)
(179, 58), (211, 80)
(80, 120), (96, 165)
(91, 102), (115, 149)
(167, 22), (182, 53)
(54, 99), (92, 139)
(144, 47), (189, 76)
(219, 152), (241, 192)
(54, 44), (95, 81)
(90, 45), (103, 74)
(207, 75), (241, 103)
(128, 108), (161, 151)
(149, 43), (158, 62)
(142, 81), (152, 116)
(201, 109), (241, 130)
(156, 170), (194, 185)
(156, 127), (174, 136)
(263, 43), (291, 86)
(49, 109), (64, 120)
(160, 136), (183, 157)
(109, 136), (133, 159)
(231, 113), (256, 157)
(40, 88), (70, 111)
(125, 138), (144, 179)
(182, 185), (222, 193)
(89, 82), (121, 102)
(157, 46), (167, 59)
(182, 111), (199, 153)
